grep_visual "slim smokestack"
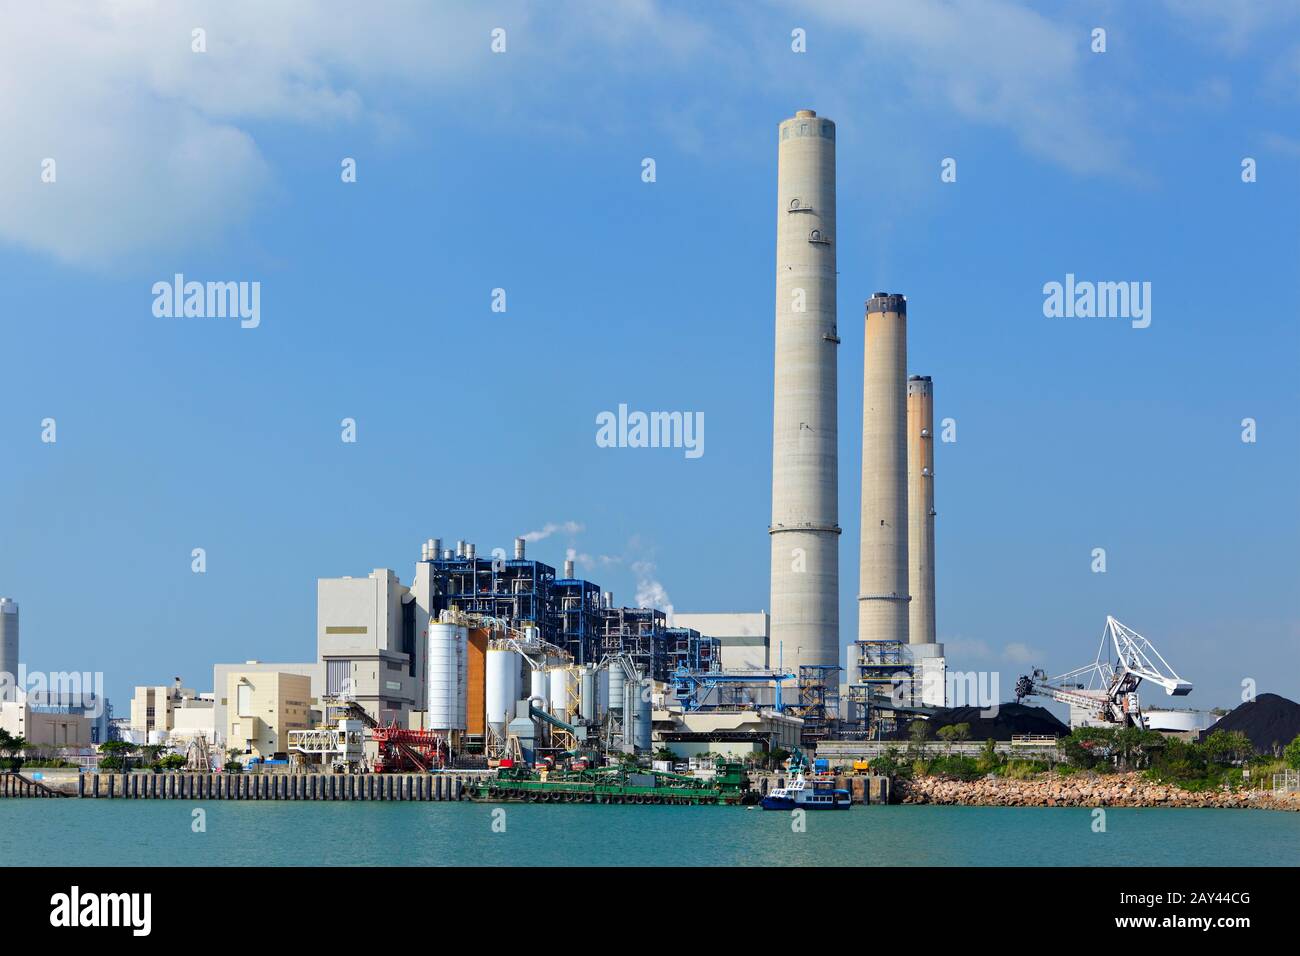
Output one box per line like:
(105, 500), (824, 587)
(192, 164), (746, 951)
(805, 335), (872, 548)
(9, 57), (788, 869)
(859, 292), (909, 647)
(770, 109), (840, 674)
(564, 559), (575, 579)
(907, 376), (935, 645)
(0, 598), (16, 703)
(514, 537), (526, 560)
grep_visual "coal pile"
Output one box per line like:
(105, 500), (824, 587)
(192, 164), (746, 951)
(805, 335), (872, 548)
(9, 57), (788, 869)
(1198, 693), (1300, 754)
(903, 703), (1070, 741)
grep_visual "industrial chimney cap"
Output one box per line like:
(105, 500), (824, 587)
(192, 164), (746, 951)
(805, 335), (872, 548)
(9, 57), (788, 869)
(866, 292), (908, 316)
(795, 109), (816, 117)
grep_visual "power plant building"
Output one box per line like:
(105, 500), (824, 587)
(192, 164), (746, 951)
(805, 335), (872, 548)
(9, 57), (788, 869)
(317, 568), (421, 725)
(769, 109), (841, 676)
(671, 612), (770, 670)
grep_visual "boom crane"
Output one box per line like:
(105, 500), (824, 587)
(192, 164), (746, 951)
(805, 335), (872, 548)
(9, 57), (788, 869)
(1014, 616), (1192, 728)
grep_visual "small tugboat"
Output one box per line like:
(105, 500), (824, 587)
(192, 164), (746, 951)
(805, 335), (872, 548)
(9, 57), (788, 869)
(760, 750), (852, 810)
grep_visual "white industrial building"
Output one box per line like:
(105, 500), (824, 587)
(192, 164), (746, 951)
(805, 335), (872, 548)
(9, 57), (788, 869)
(671, 612), (769, 671)
(317, 568), (420, 725)
(212, 661), (323, 742)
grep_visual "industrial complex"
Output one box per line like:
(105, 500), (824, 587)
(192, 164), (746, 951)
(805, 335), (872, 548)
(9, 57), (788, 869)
(1, 110), (1215, 787)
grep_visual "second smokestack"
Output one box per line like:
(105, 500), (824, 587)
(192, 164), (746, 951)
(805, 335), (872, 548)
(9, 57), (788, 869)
(858, 292), (910, 647)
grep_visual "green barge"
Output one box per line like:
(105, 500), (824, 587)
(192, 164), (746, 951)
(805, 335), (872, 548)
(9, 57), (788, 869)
(466, 762), (754, 805)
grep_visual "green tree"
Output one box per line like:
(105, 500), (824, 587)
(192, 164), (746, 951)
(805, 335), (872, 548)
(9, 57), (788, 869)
(224, 747), (244, 773)
(1113, 726), (1165, 770)
(977, 736), (1002, 774)
(1061, 727), (1116, 770)
(139, 744), (166, 770)
(1201, 730), (1253, 766)
(159, 753), (187, 772)
(0, 728), (29, 772)
(1284, 735), (1300, 771)
(98, 739), (138, 772)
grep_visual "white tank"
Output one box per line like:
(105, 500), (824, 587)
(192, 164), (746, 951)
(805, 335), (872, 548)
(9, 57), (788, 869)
(486, 647), (521, 735)
(1144, 709), (1218, 733)
(529, 667), (549, 710)
(608, 664), (625, 712)
(549, 668), (570, 718)
(579, 666), (596, 721)
(428, 622), (467, 731)
(633, 679), (653, 751)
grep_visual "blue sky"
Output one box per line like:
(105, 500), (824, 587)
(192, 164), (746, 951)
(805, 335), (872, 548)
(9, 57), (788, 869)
(1, 1), (1297, 713)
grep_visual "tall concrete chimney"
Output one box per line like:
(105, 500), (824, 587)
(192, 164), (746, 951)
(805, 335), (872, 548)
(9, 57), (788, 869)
(858, 293), (909, 647)
(907, 376), (936, 645)
(0, 598), (18, 703)
(769, 109), (840, 674)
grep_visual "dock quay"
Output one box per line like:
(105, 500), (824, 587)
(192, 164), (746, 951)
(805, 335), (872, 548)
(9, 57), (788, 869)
(0, 771), (492, 801)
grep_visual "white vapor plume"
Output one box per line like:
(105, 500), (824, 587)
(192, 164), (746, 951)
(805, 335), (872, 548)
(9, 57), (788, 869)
(521, 521), (584, 543)
(632, 560), (673, 624)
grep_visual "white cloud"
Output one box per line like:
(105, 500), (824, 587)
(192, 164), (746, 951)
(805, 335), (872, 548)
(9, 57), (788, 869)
(790, 0), (1125, 174)
(943, 636), (993, 659)
(0, 1), (501, 267)
(0, 0), (1166, 267)
(1002, 642), (1042, 664)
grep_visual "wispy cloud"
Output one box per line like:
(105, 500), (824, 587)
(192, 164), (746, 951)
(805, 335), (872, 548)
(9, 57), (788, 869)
(790, 0), (1126, 174)
(1002, 641), (1042, 665)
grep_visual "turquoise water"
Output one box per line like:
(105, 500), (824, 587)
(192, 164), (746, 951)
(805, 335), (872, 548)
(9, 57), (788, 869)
(3, 802), (1297, 866)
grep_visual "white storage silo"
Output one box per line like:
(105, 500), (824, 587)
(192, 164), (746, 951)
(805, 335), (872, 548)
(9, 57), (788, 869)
(633, 679), (653, 751)
(608, 663), (625, 713)
(486, 646), (521, 736)
(529, 667), (549, 709)
(549, 667), (570, 718)
(428, 622), (467, 731)
(579, 666), (596, 721)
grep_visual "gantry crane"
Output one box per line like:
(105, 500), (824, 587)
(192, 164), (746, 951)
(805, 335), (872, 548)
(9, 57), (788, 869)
(1014, 616), (1192, 728)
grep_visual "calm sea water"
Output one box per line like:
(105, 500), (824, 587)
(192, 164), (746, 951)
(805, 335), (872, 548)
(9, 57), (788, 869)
(3, 801), (1296, 866)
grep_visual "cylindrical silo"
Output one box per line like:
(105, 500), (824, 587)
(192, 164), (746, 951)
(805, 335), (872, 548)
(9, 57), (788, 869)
(579, 666), (596, 721)
(608, 662), (625, 712)
(428, 622), (467, 731)
(0, 598), (17, 703)
(859, 292), (910, 647)
(485, 646), (520, 736)
(529, 666), (549, 710)
(907, 376), (936, 646)
(548, 667), (570, 718)
(633, 679), (652, 751)
(770, 109), (840, 675)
